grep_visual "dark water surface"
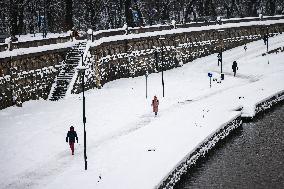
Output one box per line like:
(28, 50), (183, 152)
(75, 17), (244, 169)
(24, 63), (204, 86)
(174, 104), (284, 189)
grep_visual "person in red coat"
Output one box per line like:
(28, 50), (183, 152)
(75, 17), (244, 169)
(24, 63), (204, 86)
(66, 126), (78, 155)
(151, 95), (159, 116)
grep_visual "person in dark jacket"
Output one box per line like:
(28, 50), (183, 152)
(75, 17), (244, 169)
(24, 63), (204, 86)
(66, 126), (78, 155)
(232, 61), (238, 77)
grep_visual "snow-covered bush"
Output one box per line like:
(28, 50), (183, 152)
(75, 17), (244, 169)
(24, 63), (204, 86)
(67, 30), (72, 36)
(87, 29), (93, 41)
(171, 20), (176, 28)
(123, 24), (128, 35)
(5, 37), (11, 44)
(5, 37), (12, 51)
(87, 29), (93, 35)
(216, 16), (222, 25)
(122, 24), (128, 30)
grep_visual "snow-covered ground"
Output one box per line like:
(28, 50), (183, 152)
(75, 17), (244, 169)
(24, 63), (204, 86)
(0, 33), (69, 45)
(1, 33), (284, 189)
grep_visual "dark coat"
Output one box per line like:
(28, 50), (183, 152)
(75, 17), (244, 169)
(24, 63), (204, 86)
(66, 130), (78, 143)
(232, 61), (238, 71)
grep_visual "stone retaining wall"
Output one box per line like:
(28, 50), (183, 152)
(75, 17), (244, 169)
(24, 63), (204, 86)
(0, 49), (67, 109)
(254, 90), (284, 116)
(72, 22), (284, 93)
(1, 17), (284, 109)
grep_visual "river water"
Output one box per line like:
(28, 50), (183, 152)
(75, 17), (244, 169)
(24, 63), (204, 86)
(174, 104), (284, 189)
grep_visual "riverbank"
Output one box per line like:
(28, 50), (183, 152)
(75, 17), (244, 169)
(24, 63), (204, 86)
(174, 102), (284, 189)
(159, 88), (284, 189)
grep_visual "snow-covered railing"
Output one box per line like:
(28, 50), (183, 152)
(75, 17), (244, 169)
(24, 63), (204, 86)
(1, 15), (284, 54)
(0, 35), (71, 52)
(89, 19), (284, 50)
(90, 15), (284, 41)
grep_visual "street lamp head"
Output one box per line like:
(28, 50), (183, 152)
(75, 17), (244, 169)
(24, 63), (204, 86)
(145, 70), (149, 76)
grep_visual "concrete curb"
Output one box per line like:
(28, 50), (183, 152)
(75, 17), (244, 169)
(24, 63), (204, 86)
(254, 90), (284, 116)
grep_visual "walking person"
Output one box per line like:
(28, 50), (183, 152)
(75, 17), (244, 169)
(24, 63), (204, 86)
(66, 126), (78, 155)
(232, 61), (238, 77)
(151, 95), (159, 116)
(263, 34), (268, 45)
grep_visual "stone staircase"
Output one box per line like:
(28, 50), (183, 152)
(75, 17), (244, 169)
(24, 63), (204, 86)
(49, 41), (87, 101)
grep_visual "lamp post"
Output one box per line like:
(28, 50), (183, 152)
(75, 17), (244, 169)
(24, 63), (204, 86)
(266, 35), (269, 52)
(159, 37), (166, 97)
(265, 27), (269, 64)
(42, 0), (47, 38)
(217, 30), (224, 80)
(262, 27), (269, 52)
(77, 54), (87, 170)
(9, 56), (14, 106)
(174, 38), (181, 66)
(92, 29), (94, 42)
(145, 70), (148, 99)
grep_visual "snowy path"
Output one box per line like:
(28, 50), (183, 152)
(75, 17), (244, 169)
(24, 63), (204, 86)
(1, 33), (284, 189)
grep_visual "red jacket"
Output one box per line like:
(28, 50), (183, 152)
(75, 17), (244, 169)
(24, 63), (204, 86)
(151, 97), (159, 113)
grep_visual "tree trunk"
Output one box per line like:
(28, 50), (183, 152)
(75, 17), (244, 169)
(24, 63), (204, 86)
(9, 0), (19, 37)
(64, 0), (73, 31)
(125, 0), (134, 27)
(18, 4), (24, 34)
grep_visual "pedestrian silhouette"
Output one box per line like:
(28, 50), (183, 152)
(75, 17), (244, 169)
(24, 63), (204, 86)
(66, 126), (78, 155)
(151, 96), (159, 116)
(263, 34), (268, 45)
(232, 61), (238, 77)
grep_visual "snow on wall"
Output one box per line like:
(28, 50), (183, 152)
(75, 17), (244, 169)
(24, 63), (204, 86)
(254, 90), (284, 116)
(241, 89), (284, 118)
(0, 65), (60, 109)
(79, 24), (273, 93)
(157, 115), (242, 189)
(88, 19), (284, 49)
(0, 35), (71, 53)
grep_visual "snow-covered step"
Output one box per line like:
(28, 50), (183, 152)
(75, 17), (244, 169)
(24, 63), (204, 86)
(49, 41), (87, 101)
